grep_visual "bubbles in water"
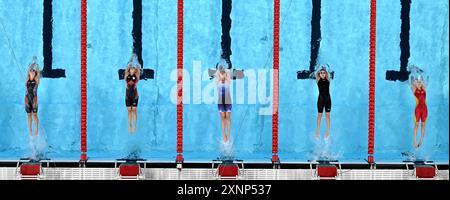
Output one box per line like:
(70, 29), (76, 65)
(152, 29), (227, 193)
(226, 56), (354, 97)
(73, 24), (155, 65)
(309, 133), (342, 161)
(310, 63), (332, 79)
(219, 139), (234, 160)
(413, 147), (430, 161)
(123, 132), (142, 160)
(409, 65), (428, 86)
(128, 53), (141, 68)
(217, 58), (229, 69)
(28, 128), (48, 161)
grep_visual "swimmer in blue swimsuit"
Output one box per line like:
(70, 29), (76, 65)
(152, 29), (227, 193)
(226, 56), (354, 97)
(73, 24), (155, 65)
(216, 65), (232, 142)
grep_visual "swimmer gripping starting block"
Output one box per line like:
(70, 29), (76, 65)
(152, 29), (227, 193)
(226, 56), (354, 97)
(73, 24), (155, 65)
(115, 158), (146, 180)
(308, 159), (341, 180)
(16, 157), (50, 180)
(208, 68), (245, 80)
(118, 68), (154, 80)
(212, 159), (244, 180)
(297, 69), (335, 80)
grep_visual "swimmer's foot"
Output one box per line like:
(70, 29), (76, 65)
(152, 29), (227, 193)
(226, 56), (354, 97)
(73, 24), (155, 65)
(418, 140), (423, 148)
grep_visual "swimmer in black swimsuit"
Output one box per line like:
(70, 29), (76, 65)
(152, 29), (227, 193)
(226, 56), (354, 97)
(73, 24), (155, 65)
(124, 62), (140, 133)
(25, 59), (40, 137)
(315, 67), (331, 140)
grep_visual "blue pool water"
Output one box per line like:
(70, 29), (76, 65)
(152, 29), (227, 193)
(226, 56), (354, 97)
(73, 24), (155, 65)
(0, 0), (448, 163)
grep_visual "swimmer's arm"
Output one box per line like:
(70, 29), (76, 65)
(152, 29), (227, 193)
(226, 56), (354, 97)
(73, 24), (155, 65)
(214, 71), (221, 83)
(25, 72), (29, 86)
(124, 66), (130, 84)
(135, 67), (141, 83)
(216, 72), (222, 84)
(410, 76), (416, 92)
(28, 63), (34, 71)
(315, 71), (320, 83)
(35, 64), (40, 85)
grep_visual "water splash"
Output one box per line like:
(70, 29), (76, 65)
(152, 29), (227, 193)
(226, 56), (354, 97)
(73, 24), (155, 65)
(31, 56), (37, 64)
(217, 58), (229, 69)
(409, 65), (428, 87)
(128, 53), (141, 68)
(402, 146), (430, 162)
(309, 134), (342, 161)
(123, 132), (142, 160)
(309, 63), (332, 79)
(218, 138), (234, 160)
(27, 128), (48, 161)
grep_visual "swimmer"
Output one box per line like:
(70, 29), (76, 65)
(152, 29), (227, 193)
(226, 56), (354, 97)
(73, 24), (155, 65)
(410, 74), (427, 148)
(315, 66), (331, 140)
(124, 58), (141, 133)
(215, 64), (232, 142)
(25, 57), (40, 138)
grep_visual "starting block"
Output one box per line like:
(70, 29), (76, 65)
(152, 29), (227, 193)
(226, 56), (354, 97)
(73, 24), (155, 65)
(16, 158), (50, 180)
(212, 159), (244, 179)
(404, 160), (438, 179)
(115, 158), (146, 180)
(309, 159), (341, 180)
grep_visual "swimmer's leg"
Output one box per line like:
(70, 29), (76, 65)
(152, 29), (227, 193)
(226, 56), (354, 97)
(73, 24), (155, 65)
(220, 112), (226, 142)
(132, 106), (137, 133)
(418, 121), (426, 148)
(33, 112), (39, 136)
(325, 112), (330, 139)
(27, 113), (32, 137)
(225, 112), (231, 141)
(316, 113), (322, 140)
(413, 121), (419, 148)
(127, 106), (132, 133)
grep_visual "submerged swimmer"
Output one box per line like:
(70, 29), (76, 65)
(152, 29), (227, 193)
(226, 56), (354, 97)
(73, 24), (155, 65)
(124, 55), (141, 133)
(410, 73), (427, 149)
(215, 64), (232, 142)
(315, 66), (331, 140)
(25, 56), (40, 138)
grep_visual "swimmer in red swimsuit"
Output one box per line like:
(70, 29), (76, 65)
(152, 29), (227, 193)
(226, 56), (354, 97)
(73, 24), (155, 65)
(411, 75), (427, 149)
